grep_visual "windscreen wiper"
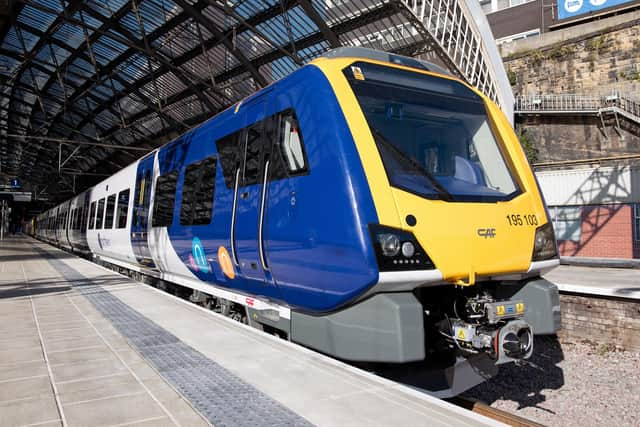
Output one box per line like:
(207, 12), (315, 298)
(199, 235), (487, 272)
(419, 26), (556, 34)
(370, 127), (454, 201)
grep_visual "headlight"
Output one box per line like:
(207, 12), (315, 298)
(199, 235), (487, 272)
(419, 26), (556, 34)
(379, 234), (401, 256)
(369, 224), (435, 271)
(532, 222), (558, 261)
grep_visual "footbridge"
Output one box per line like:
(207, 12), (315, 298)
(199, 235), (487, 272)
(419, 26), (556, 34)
(515, 93), (640, 129)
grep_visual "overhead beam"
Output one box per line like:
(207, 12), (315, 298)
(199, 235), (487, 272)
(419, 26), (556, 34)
(172, 0), (268, 87)
(5, 134), (152, 151)
(296, 0), (341, 47)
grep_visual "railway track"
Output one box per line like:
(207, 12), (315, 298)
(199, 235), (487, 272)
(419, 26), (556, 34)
(449, 397), (544, 427)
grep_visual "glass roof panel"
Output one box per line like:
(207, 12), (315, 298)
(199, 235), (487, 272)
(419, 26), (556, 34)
(19, 5), (59, 33)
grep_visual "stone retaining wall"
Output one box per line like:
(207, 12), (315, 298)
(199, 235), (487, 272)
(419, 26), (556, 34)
(501, 11), (640, 162)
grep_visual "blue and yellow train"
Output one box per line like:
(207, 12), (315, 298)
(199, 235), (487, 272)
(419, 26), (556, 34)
(35, 48), (560, 396)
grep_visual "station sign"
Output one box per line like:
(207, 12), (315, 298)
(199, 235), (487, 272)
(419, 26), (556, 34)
(559, 0), (637, 20)
(9, 178), (21, 188)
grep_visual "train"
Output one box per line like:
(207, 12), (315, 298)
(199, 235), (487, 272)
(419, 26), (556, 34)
(34, 47), (560, 397)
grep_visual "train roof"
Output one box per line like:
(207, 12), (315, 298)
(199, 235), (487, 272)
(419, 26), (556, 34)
(320, 47), (452, 77)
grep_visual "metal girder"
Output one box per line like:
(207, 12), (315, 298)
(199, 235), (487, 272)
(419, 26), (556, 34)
(296, 0), (341, 48)
(205, 0), (304, 66)
(5, 134), (152, 151)
(172, 0), (268, 87)
(6, 1), (85, 138)
(216, 1), (397, 83)
(37, 2), (219, 139)
(30, 0), (302, 156)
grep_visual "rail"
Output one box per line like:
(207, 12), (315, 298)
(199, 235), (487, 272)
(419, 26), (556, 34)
(450, 397), (544, 427)
(514, 93), (640, 126)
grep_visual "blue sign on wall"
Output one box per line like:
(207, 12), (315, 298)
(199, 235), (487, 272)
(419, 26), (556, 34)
(559, 0), (636, 20)
(9, 179), (21, 188)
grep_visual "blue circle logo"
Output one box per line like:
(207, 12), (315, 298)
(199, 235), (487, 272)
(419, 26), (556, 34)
(191, 237), (209, 273)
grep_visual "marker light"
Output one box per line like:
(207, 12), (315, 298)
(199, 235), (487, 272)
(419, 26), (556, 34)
(401, 242), (415, 258)
(532, 222), (558, 261)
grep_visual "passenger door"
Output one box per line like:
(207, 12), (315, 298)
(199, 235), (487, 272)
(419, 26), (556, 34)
(232, 96), (272, 283)
(131, 154), (156, 268)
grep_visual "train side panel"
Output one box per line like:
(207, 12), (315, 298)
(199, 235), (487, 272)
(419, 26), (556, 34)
(155, 65), (380, 312)
(86, 163), (137, 265)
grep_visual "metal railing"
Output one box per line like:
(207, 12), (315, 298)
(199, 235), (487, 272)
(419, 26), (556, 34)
(515, 93), (640, 126)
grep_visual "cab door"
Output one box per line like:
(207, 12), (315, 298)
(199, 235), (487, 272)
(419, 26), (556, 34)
(131, 154), (156, 268)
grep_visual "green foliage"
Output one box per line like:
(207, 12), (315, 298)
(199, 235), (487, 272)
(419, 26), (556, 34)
(547, 44), (576, 59)
(507, 68), (517, 86)
(529, 49), (545, 66)
(516, 128), (538, 164)
(585, 35), (608, 53)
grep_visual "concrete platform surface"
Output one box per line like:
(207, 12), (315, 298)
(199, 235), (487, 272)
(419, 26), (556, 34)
(0, 235), (503, 427)
(544, 265), (640, 300)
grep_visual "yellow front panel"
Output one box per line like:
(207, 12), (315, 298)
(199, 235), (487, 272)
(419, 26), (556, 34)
(313, 56), (549, 282)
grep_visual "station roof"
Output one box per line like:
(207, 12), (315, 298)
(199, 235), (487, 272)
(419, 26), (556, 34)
(0, 0), (467, 203)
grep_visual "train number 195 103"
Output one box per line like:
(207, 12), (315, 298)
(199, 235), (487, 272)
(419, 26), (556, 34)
(506, 214), (538, 226)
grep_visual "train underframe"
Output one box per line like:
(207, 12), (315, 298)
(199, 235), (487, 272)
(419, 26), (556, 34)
(96, 256), (559, 397)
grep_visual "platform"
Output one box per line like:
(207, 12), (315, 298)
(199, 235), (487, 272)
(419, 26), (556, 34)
(544, 265), (640, 300)
(0, 235), (502, 427)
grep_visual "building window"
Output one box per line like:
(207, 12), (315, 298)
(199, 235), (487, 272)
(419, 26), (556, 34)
(88, 201), (96, 230)
(551, 206), (582, 242)
(152, 172), (179, 227)
(116, 189), (130, 229)
(104, 194), (116, 229)
(96, 198), (105, 229)
(634, 204), (640, 241)
(180, 157), (217, 226)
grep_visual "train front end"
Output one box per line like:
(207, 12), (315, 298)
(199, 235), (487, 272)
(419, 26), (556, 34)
(310, 51), (561, 396)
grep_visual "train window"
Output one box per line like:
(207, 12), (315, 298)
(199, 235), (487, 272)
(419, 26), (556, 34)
(88, 202), (96, 230)
(72, 208), (77, 230)
(152, 172), (178, 227)
(243, 123), (263, 186)
(216, 131), (242, 189)
(77, 207), (84, 230)
(96, 198), (105, 229)
(116, 189), (130, 229)
(180, 157), (217, 226)
(278, 113), (307, 174)
(104, 194), (116, 229)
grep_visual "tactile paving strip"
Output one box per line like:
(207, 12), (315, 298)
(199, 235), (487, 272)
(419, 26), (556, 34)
(38, 247), (313, 427)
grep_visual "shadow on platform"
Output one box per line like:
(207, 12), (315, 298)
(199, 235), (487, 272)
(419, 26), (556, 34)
(463, 336), (565, 412)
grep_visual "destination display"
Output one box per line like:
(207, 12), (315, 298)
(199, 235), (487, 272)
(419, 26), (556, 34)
(559, 0), (637, 20)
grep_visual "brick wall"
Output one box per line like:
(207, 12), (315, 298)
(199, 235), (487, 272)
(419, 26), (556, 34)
(558, 204), (634, 258)
(558, 294), (640, 352)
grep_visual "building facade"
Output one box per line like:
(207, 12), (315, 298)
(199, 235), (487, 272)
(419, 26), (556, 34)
(536, 165), (640, 259)
(482, 0), (640, 44)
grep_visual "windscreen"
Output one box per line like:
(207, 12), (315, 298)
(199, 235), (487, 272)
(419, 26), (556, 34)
(344, 62), (520, 202)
